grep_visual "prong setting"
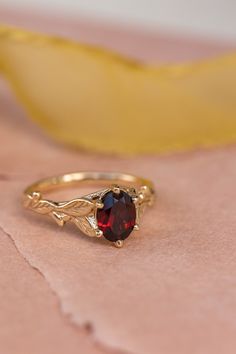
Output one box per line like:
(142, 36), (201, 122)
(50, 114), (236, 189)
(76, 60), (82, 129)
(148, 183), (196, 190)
(132, 195), (139, 205)
(111, 185), (120, 194)
(114, 240), (124, 248)
(96, 200), (104, 209)
(95, 229), (103, 238)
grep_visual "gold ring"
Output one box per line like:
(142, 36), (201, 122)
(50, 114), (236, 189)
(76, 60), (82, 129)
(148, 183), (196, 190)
(23, 172), (155, 247)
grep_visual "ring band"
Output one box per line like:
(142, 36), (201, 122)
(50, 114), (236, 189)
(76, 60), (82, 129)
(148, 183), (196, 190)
(23, 172), (155, 247)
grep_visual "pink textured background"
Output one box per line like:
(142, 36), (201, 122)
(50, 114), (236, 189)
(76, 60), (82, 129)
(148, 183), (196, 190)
(1, 8), (236, 354)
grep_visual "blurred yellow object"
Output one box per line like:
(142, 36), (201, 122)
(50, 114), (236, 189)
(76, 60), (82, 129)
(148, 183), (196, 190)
(0, 26), (236, 154)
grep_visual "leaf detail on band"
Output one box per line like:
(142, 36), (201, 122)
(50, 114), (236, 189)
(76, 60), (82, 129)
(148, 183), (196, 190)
(74, 217), (96, 237)
(57, 199), (94, 217)
(24, 193), (96, 236)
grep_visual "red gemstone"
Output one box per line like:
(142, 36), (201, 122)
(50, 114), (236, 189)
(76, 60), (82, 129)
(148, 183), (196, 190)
(97, 190), (136, 242)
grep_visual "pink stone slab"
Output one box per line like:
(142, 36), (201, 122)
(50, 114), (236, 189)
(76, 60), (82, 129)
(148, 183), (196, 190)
(0, 81), (236, 354)
(0, 230), (109, 354)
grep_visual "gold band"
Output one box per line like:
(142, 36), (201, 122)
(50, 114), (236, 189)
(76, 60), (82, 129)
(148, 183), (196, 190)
(23, 172), (155, 247)
(24, 171), (154, 194)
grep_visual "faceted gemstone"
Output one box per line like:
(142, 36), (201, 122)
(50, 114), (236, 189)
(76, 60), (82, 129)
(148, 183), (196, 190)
(97, 190), (136, 242)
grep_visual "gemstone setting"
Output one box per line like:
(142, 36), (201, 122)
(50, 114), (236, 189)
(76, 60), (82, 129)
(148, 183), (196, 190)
(97, 190), (136, 242)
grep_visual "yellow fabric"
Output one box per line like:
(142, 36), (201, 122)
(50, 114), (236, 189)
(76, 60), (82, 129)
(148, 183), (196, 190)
(0, 25), (236, 154)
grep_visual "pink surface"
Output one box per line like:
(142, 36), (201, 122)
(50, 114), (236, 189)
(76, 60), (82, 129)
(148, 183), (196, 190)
(1, 9), (236, 354)
(0, 78), (236, 354)
(0, 230), (107, 354)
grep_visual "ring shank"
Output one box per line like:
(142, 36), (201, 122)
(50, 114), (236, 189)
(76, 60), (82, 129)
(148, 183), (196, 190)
(24, 172), (154, 195)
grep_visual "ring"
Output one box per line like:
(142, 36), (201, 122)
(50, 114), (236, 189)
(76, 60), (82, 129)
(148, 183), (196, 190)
(23, 172), (155, 247)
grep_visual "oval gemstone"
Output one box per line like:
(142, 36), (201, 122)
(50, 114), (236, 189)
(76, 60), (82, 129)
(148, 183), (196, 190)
(97, 190), (136, 242)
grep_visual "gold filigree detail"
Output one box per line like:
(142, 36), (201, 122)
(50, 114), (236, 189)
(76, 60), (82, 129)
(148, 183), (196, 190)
(23, 191), (97, 236)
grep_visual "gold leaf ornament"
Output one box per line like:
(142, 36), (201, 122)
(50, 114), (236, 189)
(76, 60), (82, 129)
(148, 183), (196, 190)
(56, 199), (95, 217)
(73, 217), (97, 237)
(24, 192), (96, 235)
